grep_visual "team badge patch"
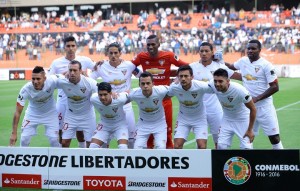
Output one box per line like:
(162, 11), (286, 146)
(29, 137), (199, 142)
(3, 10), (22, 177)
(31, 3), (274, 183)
(121, 69), (127, 76)
(174, 55), (179, 61)
(145, 61), (150, 65)
(112, 107), (118, 113)
(270, 69), (275, 75)
(80, 87), (86, 93)
(255, 67), (260, 73)
(158, 59), (165, 66)
(227, 96), (234, 102)
(46, 88), (51, 93)
(153, 98), (159, 105)
(191, 93), (198, 98)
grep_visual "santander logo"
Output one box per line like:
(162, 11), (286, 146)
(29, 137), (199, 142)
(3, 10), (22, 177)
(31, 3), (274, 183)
(83, 176), (126, 190)
(168, 177), (212, 191)
(2, 174), (42, 189)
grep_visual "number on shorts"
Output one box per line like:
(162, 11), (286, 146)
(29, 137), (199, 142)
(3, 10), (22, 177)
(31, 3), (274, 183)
(58, 113), (63, 120)
(62, 122), (69, 130)
(96, 124), (103, 131)
(22, 120), (30, 128)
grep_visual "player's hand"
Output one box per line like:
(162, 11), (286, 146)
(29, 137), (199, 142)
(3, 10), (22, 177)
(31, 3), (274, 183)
(9, 133), (17, 146)
(243, 129), (255, 143)
(94, 60), (105, 71)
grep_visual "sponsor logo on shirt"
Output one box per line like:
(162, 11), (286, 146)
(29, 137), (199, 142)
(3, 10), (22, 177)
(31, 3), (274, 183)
(145, 68), (165, 75)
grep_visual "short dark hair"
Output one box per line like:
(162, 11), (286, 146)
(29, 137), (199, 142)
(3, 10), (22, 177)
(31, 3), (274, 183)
(200, 41), (213, 51)
(248, 39), (262, 50)
(64, 36), (76, 44)
(97, 82), (112, 93)
(69, 60), (82, 69)
(177, 65), (193, 76)
(213, 68), (228, 78)
(147, 35), (159, 43)
(32, 66), (45, 73)
(107, 42), (122, 52)
(139, 71), (153, 82)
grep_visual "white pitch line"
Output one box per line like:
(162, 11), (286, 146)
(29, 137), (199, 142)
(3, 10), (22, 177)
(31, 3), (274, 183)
(184, 100), (300, 147)
(275, 101), (300, 111)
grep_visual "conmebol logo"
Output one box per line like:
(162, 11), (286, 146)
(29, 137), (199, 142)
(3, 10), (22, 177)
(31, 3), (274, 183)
(2, 173), (42, 189)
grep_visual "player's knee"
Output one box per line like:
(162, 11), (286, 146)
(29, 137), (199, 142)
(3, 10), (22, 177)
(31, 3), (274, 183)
(48, 137), (61, 147)
(217, 143), (229, 150)
(118, 144), (128, 149)
(89, 143), (101, 148)
(20, 136), (32, 147)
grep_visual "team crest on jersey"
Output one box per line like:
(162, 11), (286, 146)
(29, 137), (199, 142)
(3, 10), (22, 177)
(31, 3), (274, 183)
(140, 101), (144, 104)
(158, 59), (165, 66)
(80, 87), (86, 93)
(227, 96), (234, 102)
(112, 107), (118, 113)
(210, 70), (215, 74)
(145, 61), (150, 65)
(121, 69), (127, 76)
(255, 67), (260, 73)
(179, 93), (183, 97)
(68, 88), (71, 91)
(191, 93), (198, 98)
(153, 98), (159, 105)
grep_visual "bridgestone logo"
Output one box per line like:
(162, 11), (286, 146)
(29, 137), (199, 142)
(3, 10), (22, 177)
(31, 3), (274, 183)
(43, 180), (80, 186)
(128, 181), (166, 187)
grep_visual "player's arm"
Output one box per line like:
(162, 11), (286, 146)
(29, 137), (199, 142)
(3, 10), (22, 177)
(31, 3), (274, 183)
(132, 67), (142, 78)
(225, 62), (238, 71)
(230, 72), (242, 81)
(253, 80), (279, 103)
(10, 103), (24, 146)
(244, 99), (256, 143)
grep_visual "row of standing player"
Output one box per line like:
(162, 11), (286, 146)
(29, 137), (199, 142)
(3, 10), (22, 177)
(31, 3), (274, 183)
(10, 35), (283, 149)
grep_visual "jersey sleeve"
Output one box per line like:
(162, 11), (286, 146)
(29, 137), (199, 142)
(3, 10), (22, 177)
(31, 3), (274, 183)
(264, 62), (277, 83)
(131, 54), (142, 66)
(17, 86), (29, 106)
(220, 64), (234, 78)
(169, 52), (188, 67)
(240, 86), (252, 104)
(233, 58), (243, 70)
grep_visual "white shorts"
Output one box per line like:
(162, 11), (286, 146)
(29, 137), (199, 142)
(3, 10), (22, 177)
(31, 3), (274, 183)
(207, 111), (222, 135)
(21, 111), (59, 138)
(174, 113), (208, 140)
(62, 109), (96, 142)
(253, 104), (280, 136)
(124, 102), (136, 139)
(218, 119), (253, 149)
(134, 118), (167, 149)
(92, 122), (128, 143)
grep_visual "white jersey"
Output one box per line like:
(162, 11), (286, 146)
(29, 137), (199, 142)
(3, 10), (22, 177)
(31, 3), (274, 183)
(168, 80), (213, 118)
(209, 81), (252, 121)
(89, 60), (136, 92)
(17, 75), (58, 116)
(48, 55), (95, 102)
(57, 75), (97, 114)
(129, 86), (168, 122)
(234, 57), (277, 107)
(90, 92), (128, 126)
(190, 60), (234, 114)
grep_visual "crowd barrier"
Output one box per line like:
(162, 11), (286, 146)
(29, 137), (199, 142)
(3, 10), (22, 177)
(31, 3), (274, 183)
(0, 147), (299, 190)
